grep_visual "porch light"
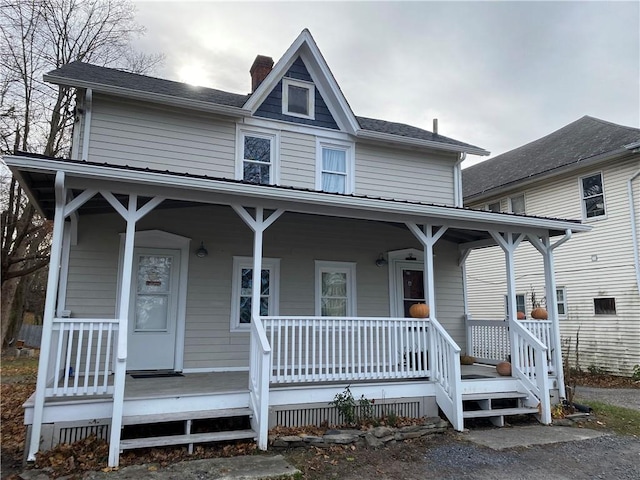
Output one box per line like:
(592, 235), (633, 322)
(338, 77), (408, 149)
(195, 241), (208, 258)
(375, 254), (387, 267)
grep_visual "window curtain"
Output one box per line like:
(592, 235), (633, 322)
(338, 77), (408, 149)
(322, 148), (346, 193)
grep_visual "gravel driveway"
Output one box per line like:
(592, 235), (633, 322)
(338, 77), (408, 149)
(574, 386), (640, 410)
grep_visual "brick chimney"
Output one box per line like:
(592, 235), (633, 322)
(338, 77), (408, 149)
(250, 55), (274, 92)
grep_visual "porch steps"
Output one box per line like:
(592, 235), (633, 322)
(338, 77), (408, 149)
(119, 407), (255, 453)
(120, 429), (256, 450)
(462, 390), (538, 427)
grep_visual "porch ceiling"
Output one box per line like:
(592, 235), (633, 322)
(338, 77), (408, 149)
(6, 154), (590, 247)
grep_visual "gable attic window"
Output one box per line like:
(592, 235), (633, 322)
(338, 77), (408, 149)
(237, 128), (278, 185)
(282, 78), (315, 119)
(580, 172), (606, 219)
(509, 194), (526, 214)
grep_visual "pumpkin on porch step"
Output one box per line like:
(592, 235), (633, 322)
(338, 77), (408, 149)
(531, 307), (548, 320)
(496, 361), (512, 376)
(409, 303), (430, 318)
(460, 354), (475, 365)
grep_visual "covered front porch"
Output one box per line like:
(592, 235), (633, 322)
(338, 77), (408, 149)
(6, 155), (589, 467)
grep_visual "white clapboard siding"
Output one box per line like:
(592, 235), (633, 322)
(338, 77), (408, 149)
(64, 204), (466, 371)
(87, 95), (236, 178)
(355, 143), (457, 205)
(280, 130), (315, 189)
(465, 156), (640, 375)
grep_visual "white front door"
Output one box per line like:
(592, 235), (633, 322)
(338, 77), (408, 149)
(395, 262), (425, 317)
(127, 248), (180, 371)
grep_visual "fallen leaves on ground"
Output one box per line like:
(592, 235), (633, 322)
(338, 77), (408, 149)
(573, 371), (639, 389)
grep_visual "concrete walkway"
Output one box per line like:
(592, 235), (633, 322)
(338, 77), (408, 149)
(464, 424), (609, 450)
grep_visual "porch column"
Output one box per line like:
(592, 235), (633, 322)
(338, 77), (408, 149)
(232, 206), (285, 319)
(27, 172), (67, 462)
(103, 193), (164, 467)
(528, 230), (572, 398)
(489, 231), (525, 362)
(405, 223), (447, 317)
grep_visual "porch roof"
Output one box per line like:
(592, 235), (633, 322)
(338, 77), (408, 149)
(4, 153), (590, 246)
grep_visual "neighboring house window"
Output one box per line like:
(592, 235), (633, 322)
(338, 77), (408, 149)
(231, 257), (280, 331)
(316, 139), (354, 194)
(556, 287), (567, 317)
(509, 194), (526, 214)
(487, 201), (501, 212)
(315, 261), (357, 317)
(237, 128), (278, 185)
(580, 172), (606, 219)
(594, 297), (616, 315)
(505, 294), (526, 318)
(282, 78), (315, 119)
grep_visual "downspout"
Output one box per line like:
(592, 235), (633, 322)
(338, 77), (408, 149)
(628, 169), (640, 294)
(453, 152), (466, 207)
(81, 88), (92, 161)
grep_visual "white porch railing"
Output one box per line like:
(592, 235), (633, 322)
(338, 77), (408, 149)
(261, 317), (430, 383)
(248, 315), (271, 450)
(466, 316), (555, 374)
(509, 319), (551, 424)
(47, 318), (118, 397)
(429, 317), (463, 431)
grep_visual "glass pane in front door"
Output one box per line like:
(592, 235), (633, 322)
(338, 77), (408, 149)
(135, 254), (172, 331)
(402, 269), (425, 317)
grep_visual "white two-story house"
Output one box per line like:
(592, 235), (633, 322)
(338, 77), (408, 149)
(4, 30), (590, 467)
(463, 116), (640, 377)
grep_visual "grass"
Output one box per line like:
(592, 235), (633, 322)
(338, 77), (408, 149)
(579, 400), (640, 436)
(0, 354), (39, 383)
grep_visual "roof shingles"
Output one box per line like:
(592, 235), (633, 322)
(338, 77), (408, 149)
(462, 116), (640, 199)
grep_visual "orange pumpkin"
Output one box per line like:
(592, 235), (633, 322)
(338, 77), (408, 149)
(531, 307), (548, 320)
(496, 361), (512, 376)
(409, 303), (430, 318)
(517, 311), (526, 320)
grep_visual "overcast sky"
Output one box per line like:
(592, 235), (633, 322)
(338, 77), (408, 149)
(131, 0), (639, 167)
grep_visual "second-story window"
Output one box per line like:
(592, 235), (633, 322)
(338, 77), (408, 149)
(581, 172), (606, 219)
(509, 194), (526, 214)
(486, 201), (501, 212)
(237, 128), (278, 185)
(316, 139), (354, 194)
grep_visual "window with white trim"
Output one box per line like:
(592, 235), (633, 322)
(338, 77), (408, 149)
(282, 78), (315, 119)
(580, 172), (606, 219)
(315, 261), (357, 317)
(237, 129), (278, 185)
(505, 294), (527, 319)
(486, 201), (501, 212)
(556, 287), (567, 317)
(230, 257), (280, 331)
(316, 140), (354, 194)
(509, 194), (526, 214)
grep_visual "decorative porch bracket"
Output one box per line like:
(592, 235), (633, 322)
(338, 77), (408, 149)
(405, 223), (447, 317)
(232, 205), (284, 450)
(526, 229), (572, 399)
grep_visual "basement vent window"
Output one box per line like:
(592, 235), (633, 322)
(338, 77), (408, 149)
(594, 297), (616, 315)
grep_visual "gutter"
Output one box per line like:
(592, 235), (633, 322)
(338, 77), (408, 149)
(43, 74), (252, 119)
(453, 153), (466, 207)
(356, 130), (490, 157)
(4, 154), (591, 235)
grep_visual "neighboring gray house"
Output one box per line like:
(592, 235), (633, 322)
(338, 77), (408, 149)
(4, 30), (589, 467)
(463, 116), (640, 377)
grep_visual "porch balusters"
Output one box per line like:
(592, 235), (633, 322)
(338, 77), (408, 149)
(262, 317), (430, 384)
